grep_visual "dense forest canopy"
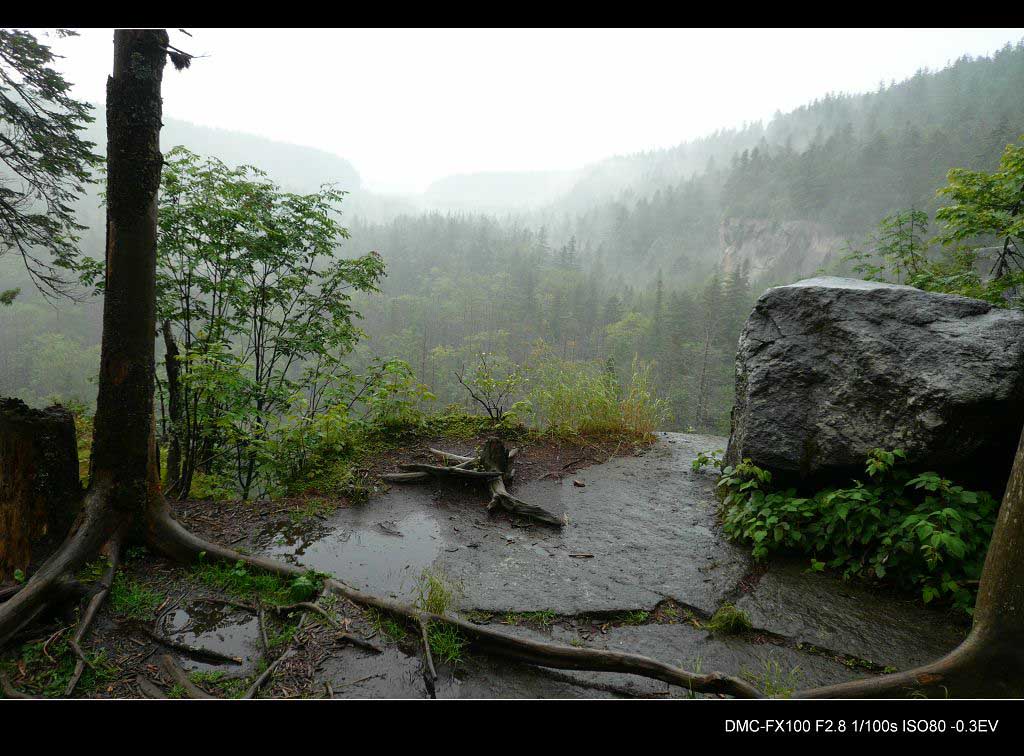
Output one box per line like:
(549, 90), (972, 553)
(3, 39), (1024, 439)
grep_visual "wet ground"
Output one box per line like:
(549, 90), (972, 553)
(4, 432), (969, 699)
(176, 431), (967, 698)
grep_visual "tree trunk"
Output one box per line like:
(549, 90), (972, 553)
(0, 29), (169, 648)
(0, 398), (81, 580)
(90, 29), (166, 509)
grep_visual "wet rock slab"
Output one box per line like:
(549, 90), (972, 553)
(735, 561), (969, 669)
(436, 433), (749, 615)
(258, 432), (747, 615)
(316, 620), (864, 699)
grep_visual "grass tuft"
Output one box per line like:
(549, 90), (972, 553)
(706, 603), (752, 635)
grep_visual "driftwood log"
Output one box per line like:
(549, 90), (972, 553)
(0, 398), (82, 581)
(383, 437), (564, 527)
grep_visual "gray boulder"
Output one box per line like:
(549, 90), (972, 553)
(726, 277), (1024, 490)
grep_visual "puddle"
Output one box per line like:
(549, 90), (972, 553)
(162, 602), (262, 675)
(262, 510), (443, 600)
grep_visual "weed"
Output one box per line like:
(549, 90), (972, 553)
(367, 608), (409, 643)
(0, 635), (118, 698)
(706, 603), (752, 635)
(426, 621), (467, 664)
(618, 610), (649, 626)
(109, 574), (164, 621)
(741, 657), (802, 698)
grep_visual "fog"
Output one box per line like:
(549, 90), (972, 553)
(44, 28), (1024, 194)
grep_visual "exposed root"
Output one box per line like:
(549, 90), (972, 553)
(65, 533), (123, 697)
(336, 632), (382, 654)
(243, 609), (309, 699)
(794, 633), (1024, 699)
(0, 585), (21, 603)
(159, 653), (215, 699)
(244, 650), (294, 699)
(144, 500), (763, 698)
(0, 482), (115, 648)
(418, 617), (438, 699)
(136, 674), (167, 699)
(257, 605), (270, 658)
(0, 671), (30, 699)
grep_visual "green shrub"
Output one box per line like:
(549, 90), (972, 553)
(713, 448), (998, 614)
(528, 354), (666, 440)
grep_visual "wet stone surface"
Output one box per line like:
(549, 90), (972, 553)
(734, 561), (968, 669)
(252, 432), (970, 697)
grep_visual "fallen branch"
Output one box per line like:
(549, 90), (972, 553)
(159, 653), (215, 699)
(66, 533), (123, 696)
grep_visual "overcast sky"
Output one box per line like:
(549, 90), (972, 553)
(43, 28), (1024, 194)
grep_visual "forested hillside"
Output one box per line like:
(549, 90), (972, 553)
(3, 40), (1024, 435)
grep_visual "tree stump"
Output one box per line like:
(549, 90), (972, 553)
(383, 436), (565, 527)
(0, 398), (82, 580)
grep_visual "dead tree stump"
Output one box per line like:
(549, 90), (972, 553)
(383, 436), (565, 527)
(0, 398), (82, 580)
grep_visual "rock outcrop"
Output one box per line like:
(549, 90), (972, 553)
(719, 218), (843, 282)
(726, 277), (1024, 491)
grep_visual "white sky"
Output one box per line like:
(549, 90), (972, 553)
(42, 28), (1024, 194)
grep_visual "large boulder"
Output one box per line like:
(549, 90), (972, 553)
(725, 277), (1024, 491)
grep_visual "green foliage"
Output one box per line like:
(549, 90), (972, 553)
(692, 448), (724, 473)
(366, 608), (409, 643)
(501, 610), (557, 627)
(844, 138), (1024, 309)
(0, 29), (102, 299)
(155, 146), (387, 499)
(842, 209), (931, 284)
(528, 350), (666, 440)
(618, 610), (650, 626)
(191, 558), (322, 606)
(706, 603), (752, 635)
(414, 569), (467, 664)
(1, 634), (117, 698)
(109, 574), (165, 621)
(716, 449), (998, 613)
(426, 621), (467, 664)
(455, 352), (527, 422)
(415, 568), (459, 616)
(741, 657), (802, 698)
(936, 136), (1024, 272)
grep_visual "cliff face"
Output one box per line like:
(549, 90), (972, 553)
(719, 218), (844, 282)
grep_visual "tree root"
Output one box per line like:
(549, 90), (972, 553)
(65, 533), (123, 696)
(136, 673), (167, 699)
(142, 501), (763, 698)
(793, 632), (1024, 699)
(159, 653), (215, 699)
(0, 672), (30, 699)
(418, 617), (438, 699)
